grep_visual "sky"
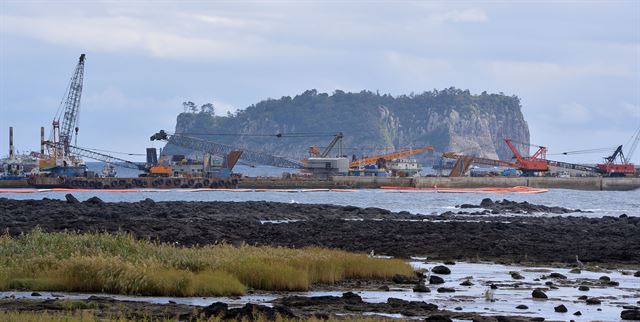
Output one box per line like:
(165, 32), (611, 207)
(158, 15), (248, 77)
(1, 0), (639, 163)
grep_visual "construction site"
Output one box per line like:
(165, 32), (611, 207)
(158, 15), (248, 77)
(2, 54), (640, 191)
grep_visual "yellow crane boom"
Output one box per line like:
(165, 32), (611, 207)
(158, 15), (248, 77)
(350, 146), (434, 168)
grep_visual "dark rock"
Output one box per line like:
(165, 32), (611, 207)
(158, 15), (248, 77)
(621, 310), (640, 320)
(51, 294), (64, 298)
(436, 287), (455, 293)
(510, 271), (525, 280)
(392, 274), (418, 284)
(573, 311), (582, 316)
(586, 297), (601, 305)
(413, 284), (430, 292)
(202, 302), (228, 317)
(634, 271), (640, 277)
(620, 214), (628, 218)
(425, 316), (452, 322)
(578, 285), (590, 291)
(386, 297), (408, 307)
(454, 307), (462, 310)
(529, 318), (545, 322)
(432, 265), (451, 275)
(429, 275), (445, 284)
(342, 205), (359, 212)
(30, 292), (41, 297)
(599, 275), (610, 281)
(168, 300), (176, 304)
(569, 268), (581, 274)
(554, 304), (568, 313)
(607, 280), (620, 286)
(460, 280), (474, 286)
(578, 295), (588, 300)
(545, 281), (553, 286)
(549, 272), (567, 279)
(85, 196), (104, 205)
(490, 284), (498, 289)
(480, 198), (494, 207)
(379, 285), (390, 291)
(443, 260), (456, 265)
(532, 289), (548, 299)
(342, 292), (362, 304)
(516, 304), (528, 309)
(65, 194), (79, 204)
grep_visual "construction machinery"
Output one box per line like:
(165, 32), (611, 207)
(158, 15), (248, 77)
(38, 54), (87, 176)
(442, 151), (516, 177)
(504, 139), (549, 174)
(151, 130), (303, 169)
(349, 146), (434, 168)
(592, 127), (639, 176)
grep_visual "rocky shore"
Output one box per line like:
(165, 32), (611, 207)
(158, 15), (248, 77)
(1, 196), (638, 264)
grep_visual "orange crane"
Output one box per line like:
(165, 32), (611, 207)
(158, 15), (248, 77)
(504, 138), (549, 174)
(349, 146), (434, 168)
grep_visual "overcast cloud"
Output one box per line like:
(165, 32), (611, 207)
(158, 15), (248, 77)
(1, 0), (639, 163)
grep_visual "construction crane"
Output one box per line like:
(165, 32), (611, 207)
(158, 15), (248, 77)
(442, 152), (516, 177)
(504, 138), (549, 174)
(350, 146), (434, 168)
(151, 130), (303, 168)
(51, 54), (86, 160)
(52, 143), (146, 171)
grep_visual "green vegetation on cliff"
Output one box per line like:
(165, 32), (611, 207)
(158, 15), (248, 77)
(168, 88), (529, 161)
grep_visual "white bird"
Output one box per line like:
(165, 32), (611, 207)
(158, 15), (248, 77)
(576, 255), (584, 268)
(369, 250), (375, 258)
(484, 288), (495, 302)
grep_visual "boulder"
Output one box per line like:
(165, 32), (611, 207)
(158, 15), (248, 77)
(599, 276), (610, 282)
(516, 304), (528, 309)
(532, 289), (548, 299)
(586, 297), (601, 305)
(429, 275), (445, 284)
(574, 311), (582, 316)
(578, 285), (590, 291)
(30, 292), (41, 297)
(621, 310), (640, 320)
(569, 268), (581, 274)
(342, 292), (362, 304)
(549, 272), (567, 279)
(436, 287), (455, 293)
(460, 280), (474, 286)
(392, 274), (418, 284)
(65, 194), (79, 204)
(480, 198), (494, 207)
(634, 271), (640, 277)
(85, 196), (104, 205)
(432, 265), (451, 275)
(510, 271), (525, 280)
(413, 284), (430, 293)
(554, 304), (568, 313)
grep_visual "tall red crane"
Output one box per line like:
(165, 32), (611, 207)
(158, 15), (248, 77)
(504, 138), (549, 174)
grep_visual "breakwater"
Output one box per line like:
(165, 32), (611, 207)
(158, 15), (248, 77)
(331, 176), (640, 191)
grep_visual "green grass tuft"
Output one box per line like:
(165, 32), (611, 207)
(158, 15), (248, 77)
(0, 229), (412, 296)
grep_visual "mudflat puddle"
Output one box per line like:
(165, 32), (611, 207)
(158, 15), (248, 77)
(2, 262), (638, 321)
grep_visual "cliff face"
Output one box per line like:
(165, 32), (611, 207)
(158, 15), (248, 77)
(165, 88), (530, 163)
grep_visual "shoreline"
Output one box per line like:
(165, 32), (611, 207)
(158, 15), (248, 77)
(2, 197), (638, 265)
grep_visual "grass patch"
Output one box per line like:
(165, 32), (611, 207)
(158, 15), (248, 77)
(0, 229), (412, 296)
